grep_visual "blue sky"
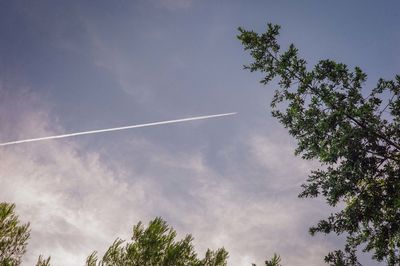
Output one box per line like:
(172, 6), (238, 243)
(1, 1), (399, 265)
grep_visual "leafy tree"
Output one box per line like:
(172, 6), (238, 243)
(238, 23), (400, 265)
(85, 217), (228, 266)
(0, 203), (227, 266)
(0, 202), (30, 265)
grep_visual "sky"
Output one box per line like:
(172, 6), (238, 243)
(0, 1), (399, 265)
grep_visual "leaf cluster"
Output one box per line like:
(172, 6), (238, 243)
(252, 253), (282, 266)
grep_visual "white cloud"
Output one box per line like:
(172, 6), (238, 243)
(1, 122), (143, 264)
(246, 133), (321, 191)
(179, 133), (332, 265)
(0, 92), (334, 265)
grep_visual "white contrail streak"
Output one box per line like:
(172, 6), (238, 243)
(0, 112), (237, 147)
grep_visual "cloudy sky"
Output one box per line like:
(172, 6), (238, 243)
(1, 1), (399, 265)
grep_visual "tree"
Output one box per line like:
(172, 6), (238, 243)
(85, 217), (229, 266)
(0, 203), (228, 266)
(0, 202), (30, 265)
(238, 23), (400, 265)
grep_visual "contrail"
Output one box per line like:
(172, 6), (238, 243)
(0, 112), (237, 146)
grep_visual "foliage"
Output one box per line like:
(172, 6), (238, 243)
(0, 202), (30, 265)
(0, 203), (227, 266)
(252, 253), (282, 266)
(238, 23), (400, 265)
(264, 254), (282, 266)
(85, 217), (228, 266)
(36, 255), (51, 266)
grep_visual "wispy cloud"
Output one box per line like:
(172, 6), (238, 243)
(1, 119), (140, 265)
(1, 96), (332, 265)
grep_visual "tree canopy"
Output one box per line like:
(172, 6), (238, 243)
(85, 217), (228, 266)
(0, 202), (30, 265)
(0, 202), (230, 266)
(238, 23), (400, 265)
